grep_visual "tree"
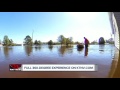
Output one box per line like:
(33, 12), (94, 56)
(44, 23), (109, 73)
(9, 39), (14, 46)
(62, 38), (66, 45)
(74, 41), (80, 44)
(34, 40), (42, 45)
(58, 35), (65, 46)
(99, 37), (105, 44)
(48, 40), (53, 45)
(66, 38), (70, 46)
(3, 35), (10, 46)
(24, 35), (33, 45)
(34, 40), (38, 45)
(38, 40), (42, 45)
(91, 40), (98, 44)
(53, 42), (60, 45)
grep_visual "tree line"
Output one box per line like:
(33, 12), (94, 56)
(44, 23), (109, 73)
(0, 35), (114, 46)
(24, 35), (74, 46)
(0, 35), (75, 46)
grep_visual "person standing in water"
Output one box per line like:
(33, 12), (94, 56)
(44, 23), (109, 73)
(84, 47), (88, 56)
(84, 37), (89, 48)
(84, 37), (89, 57)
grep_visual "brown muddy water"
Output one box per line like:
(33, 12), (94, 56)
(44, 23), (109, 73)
(0, 45), (119, 78)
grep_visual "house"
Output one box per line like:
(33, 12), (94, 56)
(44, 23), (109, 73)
(108, 12), (120, 50)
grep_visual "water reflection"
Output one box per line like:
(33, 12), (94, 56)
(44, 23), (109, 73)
(24, 46), (33, 56)
(84, 48), (88, 57)
(48, 45), (53, 51)
(3, 46), (13, 58)
(58, 46), (73, 57)
(0, 45), (119, 78)
(77, 48), (84, 54)
(34, 46), (41, 51)
(99, 45), (105, 52)
(66, 46), (73, 54)
(108, 48), (120, 78)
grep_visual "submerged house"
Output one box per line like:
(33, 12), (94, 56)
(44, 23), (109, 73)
(108, 12), (120, 50)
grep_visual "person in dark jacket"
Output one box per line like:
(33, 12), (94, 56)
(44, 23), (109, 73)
(84, 37), (89, 48)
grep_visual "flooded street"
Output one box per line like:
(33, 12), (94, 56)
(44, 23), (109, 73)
(0, 45), (119, 78)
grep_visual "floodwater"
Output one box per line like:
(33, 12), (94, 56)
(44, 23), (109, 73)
(0, 45), (119, 78)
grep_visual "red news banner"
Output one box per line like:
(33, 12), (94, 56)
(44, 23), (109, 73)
(9, 64), (22, 71)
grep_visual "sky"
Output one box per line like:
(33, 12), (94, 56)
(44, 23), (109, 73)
(0, 12), (113, 44)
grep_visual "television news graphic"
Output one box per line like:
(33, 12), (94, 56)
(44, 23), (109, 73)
(9, 64), (97, 71)
(9, 64), (22, 71)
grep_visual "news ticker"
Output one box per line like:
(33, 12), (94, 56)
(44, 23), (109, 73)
(9, 64), (98, 71)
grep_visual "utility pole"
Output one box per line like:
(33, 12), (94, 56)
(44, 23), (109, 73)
(32, 29), (34, 45)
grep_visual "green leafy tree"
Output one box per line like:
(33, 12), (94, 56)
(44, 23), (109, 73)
(66, 38), (70, 46)
(62, 38), (66, 45)
(34, 40), (42, 45)
(58, 35), (66, 46)
(24, 35), (33, 45)
(65, 37), (73, 46)
(48, 40), (53, 45)
(3, 35), (10, 46)
(34, 40), (38, 45)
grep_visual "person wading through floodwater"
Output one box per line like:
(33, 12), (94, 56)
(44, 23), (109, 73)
(84, 37), (89, 56)
(84, 37), (89, 48)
